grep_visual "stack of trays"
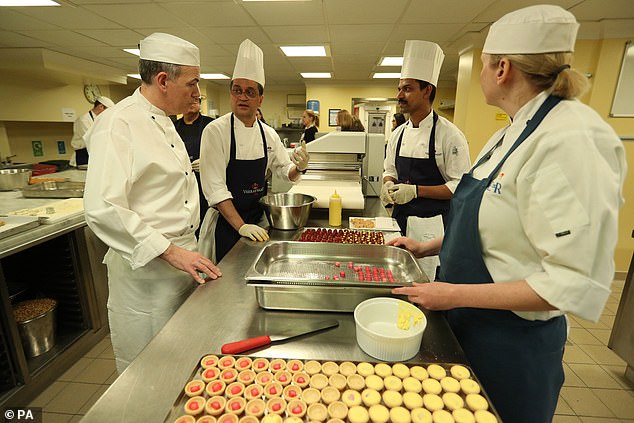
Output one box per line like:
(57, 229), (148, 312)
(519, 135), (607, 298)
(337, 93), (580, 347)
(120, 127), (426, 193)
(167, 355), (500, 423)
(244, 242), (427, 312)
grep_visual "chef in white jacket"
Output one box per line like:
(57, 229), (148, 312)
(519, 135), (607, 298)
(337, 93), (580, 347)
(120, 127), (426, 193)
(392, 5), (627, 423)
(199, 39), (308, 263)
(84, 33), (222, 373)
(69, 95), (114, 167)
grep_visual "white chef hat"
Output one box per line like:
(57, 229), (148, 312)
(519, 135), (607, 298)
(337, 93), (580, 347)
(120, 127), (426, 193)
(400, 40), (445, 87)
(232, 39), (265, 87)
(139, 32), (200, 66)
(96, 96), (114, 108)
(483, 5), (579, 54)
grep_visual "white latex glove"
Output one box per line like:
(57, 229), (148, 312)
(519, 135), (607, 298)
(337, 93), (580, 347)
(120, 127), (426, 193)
(390, 183), (417, 205)
(291, 140), (310, 172)
(380, 180), (395, 205)
(238, 224), (269, 241)
(191, 158), (200, 172)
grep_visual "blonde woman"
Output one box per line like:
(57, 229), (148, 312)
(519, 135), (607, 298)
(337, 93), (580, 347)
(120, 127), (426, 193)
(300, 109), (319, 142)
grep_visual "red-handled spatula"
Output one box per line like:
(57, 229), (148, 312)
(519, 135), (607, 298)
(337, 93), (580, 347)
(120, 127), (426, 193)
(221, 320), (339, 354)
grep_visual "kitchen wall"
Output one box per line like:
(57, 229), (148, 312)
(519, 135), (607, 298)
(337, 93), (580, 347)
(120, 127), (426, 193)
(454, 38), (634, 272)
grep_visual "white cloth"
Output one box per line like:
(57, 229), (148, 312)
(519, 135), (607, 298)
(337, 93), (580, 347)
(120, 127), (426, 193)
(401, 40), (444, 86)
(483, 4), (578, 54)
(406, 215), (444, 282)
(473, 91), (627, 322)
(69, 110), (94, 167)
(199, 112), (297, 207)
(140, 32), (199, 66)
(233, 39), (265, 86)
(383, 112), (471, 193)
(96, 96), (115, 108)
(84, 88), (199, 270)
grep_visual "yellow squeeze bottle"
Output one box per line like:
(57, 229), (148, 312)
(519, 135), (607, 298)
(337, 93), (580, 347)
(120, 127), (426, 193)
(329, 190), (342, 227)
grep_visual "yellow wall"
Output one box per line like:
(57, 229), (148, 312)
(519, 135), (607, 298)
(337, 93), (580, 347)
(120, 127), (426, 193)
(454, 38), (634, 272)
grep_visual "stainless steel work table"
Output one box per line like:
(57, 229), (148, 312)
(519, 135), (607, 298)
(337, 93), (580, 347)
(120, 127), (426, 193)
(81, 199), (466, 423)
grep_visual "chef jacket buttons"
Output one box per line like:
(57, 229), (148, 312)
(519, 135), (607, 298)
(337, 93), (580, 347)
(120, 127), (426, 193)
(185, 200), (188, 204)
(190, 225), (194, 229)
(171, 144), (175, 148)
(185, 171), (189, 176)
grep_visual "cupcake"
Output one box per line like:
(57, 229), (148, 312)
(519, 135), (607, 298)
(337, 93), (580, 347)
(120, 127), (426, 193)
(356, 362), (374, 377)
(238, 417), (257, 423)
(410, 407), (433, 423)
(174, 415), (195, 423)
(440, 377), (460, 394)
(218, 356), (236, 370)
(347, 374), (365, 391)
(286, 359), (303, 373)
(426, 364), (446, 380)
(339, 361), (356, 377)
(196, 416), (216, 423)
(301, 387), (321, 405)
(286, 399), (308, 418)
(226, 382), (245, 398)
(292, 372), (310, 388)
(392, 363), (411, 379)
(348, 405), (370, 423)
(252, 358), (270, 372)
(465, 394), (488, 412)
(184, 396), (206, 416)
(274, 370), (292, 386)
(237, 370), (256, 385)
(261, 415), (283, 423)
(235, 357), (253, 371)
(200, 355), (219, 369)
(432, 410), (453, 423)
(368, 404), (390, 423)
(201, 367), (220, 383)
(245, 398), (265, 417)
(360, 388), (381, 407)
(452, 409), (475, 423)
(374, 363), (392, 378)
(206, 380), (227, 397)
(403, 377), (422, 393)
(225, 397), (246, 415)
(283, 384), (302, 401)
(216, 414), (238, 423)
(389, 406), (411, 423)
(421, 379), (441, 395)
(384, 376), (403, 391)
(304, 360), (322, 375)
(269, 359), (286, 372)
(327, 401), (348, 420)
(459, 379), (481, 395)
(264, 382), (283, 398)
(449, 365), (471, 380)
(244, 384), (264, 401)
(284, 418), (303, 423)
(328, 373), (347, 391)
(307, 403), (328, 421)
(382, 390), (403, 408)
(422, 394), (444, 412)
(410, 366), (429, 381)
(402, 392), (424, 410)
(266, 397), (287, 415)
(365, 375), (384, 391)
(322, 361), (339, 377)
(320, 386), (341, 404)
(185, 380), (205, 397)
(220, 368), (238, 384)
(255, 371), (274, 386)
(205, 396), (226, 416)
(474, 410), (498, 423)
(442, 392), (465, 411)
(310, 373), (329, 390)
(341, 389), (362, 407)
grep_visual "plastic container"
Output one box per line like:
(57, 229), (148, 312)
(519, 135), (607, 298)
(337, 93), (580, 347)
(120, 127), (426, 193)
(354, 297), (426, 361)
(328, 191), (342, 227)
(14, 298), (58, 358)
(306, 100), (320, 114)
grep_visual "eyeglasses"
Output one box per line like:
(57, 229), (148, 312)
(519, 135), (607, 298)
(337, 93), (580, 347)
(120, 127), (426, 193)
(230, 86), (258, 99)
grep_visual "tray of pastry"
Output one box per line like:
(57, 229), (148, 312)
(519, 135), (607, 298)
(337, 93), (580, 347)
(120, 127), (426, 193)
(244, 241), (426, 288)
(165, 355), (501, 423)
(22, 181), (85, 198)
(296, 228), (385, 245)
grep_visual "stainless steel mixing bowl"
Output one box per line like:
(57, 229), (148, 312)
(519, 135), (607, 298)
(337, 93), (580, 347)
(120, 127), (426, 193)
(260, 193), (317, 230)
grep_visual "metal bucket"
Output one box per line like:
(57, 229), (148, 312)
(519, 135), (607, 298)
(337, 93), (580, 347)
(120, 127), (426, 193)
(15, 301), (57, 358)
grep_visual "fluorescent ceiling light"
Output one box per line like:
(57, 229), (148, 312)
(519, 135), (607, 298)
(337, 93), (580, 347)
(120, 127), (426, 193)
(301, 72), (331, 79)
(243, 0), (310, 2)
(379, 56), (403, 66)
(123, 48), (140, 56)
(0, 0), (59, 5)
(281, 46), (326, 57)
(201, 73), (230, 80)
(127, 74), (141, 79)
(372, 72), (401, 79)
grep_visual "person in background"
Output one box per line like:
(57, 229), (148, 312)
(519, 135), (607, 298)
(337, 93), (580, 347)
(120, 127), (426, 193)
(335, 109), (353, 130)
(256, 108), (266, 124)
(70, 96), (114, 167)
(381, 40), (471, 235)
(174, 96), (214, 233)
(351, 115), (365, 132)
(391, 5), (626, 423)
(391, 112), (406, 130)
(300, 109), (319, 142)
(84, 33), (222, 374)
(199, 39), (309, 263)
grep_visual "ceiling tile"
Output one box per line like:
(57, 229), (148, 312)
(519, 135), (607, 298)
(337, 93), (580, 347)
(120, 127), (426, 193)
(74, 29), (145, 47)
(330, 24), (394, 43)
(389, 23), (466, 44)
(261, 25), (329, 44)
(196, 26), (269, 45)
(0, 9), (58, 31)
(402, 0), (497, 23)
(324, 0), (408, 25)
(17, 30), (108, 47)
(0, 31), (52, 48)
(472, 0), (579, 22)
(160, 2), (257, 27)
(11, 5), (123, 30)
(239, 1), (325, 26)
(570, 0), (634, 20)
(83, 3), (185, 28)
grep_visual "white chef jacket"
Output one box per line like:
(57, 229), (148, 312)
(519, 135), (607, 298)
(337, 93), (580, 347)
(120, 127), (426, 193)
(473, 91), (627, 322)
(69, 110), (94, 167)
(84, 88), (199, 270)
(383, 111), (471, 192)
(200, 112), (297, 207)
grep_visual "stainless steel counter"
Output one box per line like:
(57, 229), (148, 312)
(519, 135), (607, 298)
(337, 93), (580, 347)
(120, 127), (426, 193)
(81, 198), (465, 423)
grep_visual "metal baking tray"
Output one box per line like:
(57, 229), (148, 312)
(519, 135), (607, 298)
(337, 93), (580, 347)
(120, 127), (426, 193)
(22, 181), (84, 198)
(245, 241), (426, 288)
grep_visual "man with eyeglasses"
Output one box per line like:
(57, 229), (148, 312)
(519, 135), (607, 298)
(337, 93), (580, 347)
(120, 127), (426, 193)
(174, 96), (214, 233)
(199, 39), (309, 263)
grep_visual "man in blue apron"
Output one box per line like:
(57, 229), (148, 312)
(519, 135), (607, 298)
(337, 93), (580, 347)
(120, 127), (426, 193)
(381, 40), (470, 235)
(199, 40), (309, 263)
(391, 6), (627, 423)
(70, 96), (114, 167)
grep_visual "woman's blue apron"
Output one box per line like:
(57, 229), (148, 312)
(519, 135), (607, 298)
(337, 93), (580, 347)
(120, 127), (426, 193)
(439, 95), (567, 423)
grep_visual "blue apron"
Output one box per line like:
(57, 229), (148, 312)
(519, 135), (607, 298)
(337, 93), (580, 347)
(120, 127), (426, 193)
(75, 110), (93, 166)
(439, 95), (567, 423)
(393, 111), (449, 234)
(214, 114), (268, 262)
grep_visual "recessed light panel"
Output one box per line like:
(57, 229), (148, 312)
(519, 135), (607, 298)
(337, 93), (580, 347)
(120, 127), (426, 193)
(201, 73), (230, 80)
(372, 73), (401, 79)
(379, 57), (403, 66)
(0, 0), (59, 5)
(301, 73), (331, 79)
(281, 46), (326, 57)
